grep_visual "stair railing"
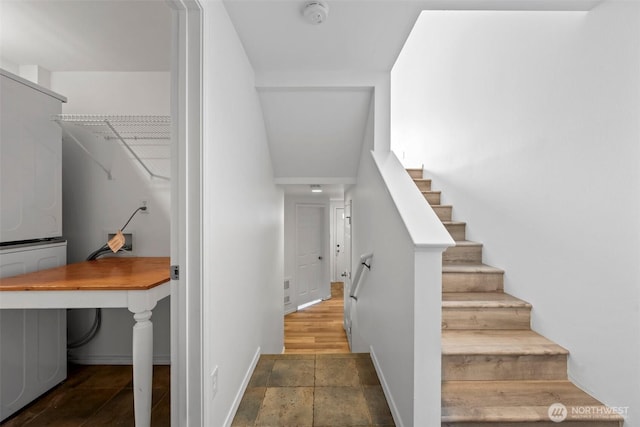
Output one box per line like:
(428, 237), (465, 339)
(350, 252), (373, 301)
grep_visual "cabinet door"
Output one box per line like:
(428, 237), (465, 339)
(0, 75), (62, 243)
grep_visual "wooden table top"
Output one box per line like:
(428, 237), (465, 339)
(0, 257), (170, 291)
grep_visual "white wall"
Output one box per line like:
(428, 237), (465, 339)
(392, 3), (640, 425)
(53, 72), (170, 115)
(201, 1), (284, 425)
(0, 58), (18, 75)
(284, 194), (332, 308)
(50, 71), (172, 364)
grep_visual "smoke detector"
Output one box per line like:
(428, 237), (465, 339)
(303, 1), (329, 25)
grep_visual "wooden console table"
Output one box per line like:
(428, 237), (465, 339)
(0, 256), (170, 427)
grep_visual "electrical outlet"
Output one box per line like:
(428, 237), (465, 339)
(211, 366), (218, 400)
(108, 232), (133, 252)
(140, 200), (149, 213)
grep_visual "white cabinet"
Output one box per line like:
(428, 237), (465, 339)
(0, 241), (67, 421)
(0, 70), (66, 243)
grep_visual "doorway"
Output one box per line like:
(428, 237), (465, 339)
(333, 206), (347, 282)
(295, 204), (326, 307)
(343, 199), (353, 347)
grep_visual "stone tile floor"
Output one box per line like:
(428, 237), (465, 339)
(231, 353), (395, 427)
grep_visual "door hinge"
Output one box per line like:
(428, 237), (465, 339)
(170, 265), (180, 280)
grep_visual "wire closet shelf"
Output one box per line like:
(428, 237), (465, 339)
(54, 114), (171, 181)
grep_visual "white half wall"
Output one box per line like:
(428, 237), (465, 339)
(346, 93), (451, 426)
(51, 71), (171, 364)
(347, 152), (417, 426)
(392, 4), (640, 425)
(201, 1), (284, 425)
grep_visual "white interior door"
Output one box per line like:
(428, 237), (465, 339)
(296, 205), (324, 307)
(334, 207), (346, 281)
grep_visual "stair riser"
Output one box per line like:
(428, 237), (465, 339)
(414, 179), (432, 191)
(423, 192), (441, 205)
(443, 245), (482, 264)
(442, 354), (567, 381)
(433, 206), (452, 221)
(444, 223), (466, 240)
(407, 169), (423, 179)
(442, 307), (531, 330)
(407, 171), (619, 427)
(442, 422), (622, 427)
(443, 272), (504, 293)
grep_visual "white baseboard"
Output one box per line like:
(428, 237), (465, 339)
(223, 346), (261, 427)
(370, 346), (404, 427)
(68, 354), (171, 365)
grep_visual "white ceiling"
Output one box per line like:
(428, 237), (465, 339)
(259, 87), (372, 181)
(225, 0), (599, 189)
(223, 1), (426, 188)
(222, 0), (599, 73)
(0, 0), (171, 71)
(0, 0), (598, 73)
(223, 0), (425, 73)
(280, 184), (345, 199)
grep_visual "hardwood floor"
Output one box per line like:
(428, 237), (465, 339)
(284, 282), (350, 354)
(0, 364), (170, 427)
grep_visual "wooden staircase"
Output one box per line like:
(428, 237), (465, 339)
(407, 168), (624, 427)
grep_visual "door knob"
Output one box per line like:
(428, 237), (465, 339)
(318, 256), (323, 260)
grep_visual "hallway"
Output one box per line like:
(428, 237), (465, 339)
(284, 282), (350, 354)
(230, 353), (394, 427)
(232, 284), (395, 426)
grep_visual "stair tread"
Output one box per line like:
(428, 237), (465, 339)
(442, 330), (568, 355)
(443, 292), (531, 308)
(442, 221), (466, 225)
(442, 263), (503, 274)
(450, 240), (482, 248)
(442, 380), (624, 422)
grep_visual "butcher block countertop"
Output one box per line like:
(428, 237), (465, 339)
(0, 257), (170, 291)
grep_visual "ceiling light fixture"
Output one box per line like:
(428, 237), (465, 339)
(303, 1), (329, 25)
(310, 184), (323, 193)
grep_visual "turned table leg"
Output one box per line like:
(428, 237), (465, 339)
(133, 310), (153, 427)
